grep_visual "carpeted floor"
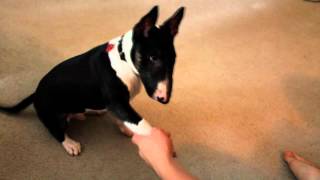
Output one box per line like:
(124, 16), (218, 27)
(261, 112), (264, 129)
(0, 0), (320, 179)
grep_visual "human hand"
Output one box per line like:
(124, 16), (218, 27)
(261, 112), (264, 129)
(131, 128), (176, 171)
(132, 128), (196, 180)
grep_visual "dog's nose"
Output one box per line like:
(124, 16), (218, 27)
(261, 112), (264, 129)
(156, 95), (168, 104)
(157, 96), (165, 103)
(154, 79), (169, 104)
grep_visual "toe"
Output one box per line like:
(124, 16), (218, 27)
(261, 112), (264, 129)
(69, 145), (77, 156)
(62, 137), (81, 156)
(77, 143), (81, 153)
(66, 146), (74, 156)
(73, 148), (78, 156)
(75, 143), (81, 154)
(71, 142), (81, 155)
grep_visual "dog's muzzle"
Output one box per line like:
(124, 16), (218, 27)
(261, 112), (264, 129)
(153, 79), (170, 104)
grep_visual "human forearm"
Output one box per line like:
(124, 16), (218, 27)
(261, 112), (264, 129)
(154, 158), (196, 180)
(131, 128), (197, 180)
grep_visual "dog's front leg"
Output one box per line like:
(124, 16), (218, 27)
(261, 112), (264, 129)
(97, 61), (152, 135)
(113, 118), (134, 137)
(109, 102), (152, 136)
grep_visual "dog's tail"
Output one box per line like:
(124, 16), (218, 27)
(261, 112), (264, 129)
(0, 93), (34, 114)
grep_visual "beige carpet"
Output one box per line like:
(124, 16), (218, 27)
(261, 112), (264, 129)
(0, 0), (320, 179)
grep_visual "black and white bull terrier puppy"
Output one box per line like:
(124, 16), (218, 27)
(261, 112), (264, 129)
(0, 6), (184, 156)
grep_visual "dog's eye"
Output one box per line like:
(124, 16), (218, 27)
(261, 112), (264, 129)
(149, 55), (157, 62)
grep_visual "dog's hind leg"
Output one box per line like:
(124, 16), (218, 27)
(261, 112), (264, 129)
(66, 113), (86, 122)
(36, 110), (81, 156)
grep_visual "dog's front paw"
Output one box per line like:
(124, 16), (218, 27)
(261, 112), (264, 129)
(62, 135), (81, 156)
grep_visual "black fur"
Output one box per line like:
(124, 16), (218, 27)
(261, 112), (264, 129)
(0, 93), (34, 114)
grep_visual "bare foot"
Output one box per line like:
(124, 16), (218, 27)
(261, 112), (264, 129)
(62, 134), (81, 156)
(284, 151), (320, 180)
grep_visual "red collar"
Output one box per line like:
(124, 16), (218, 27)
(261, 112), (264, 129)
(105, 43), (115, 52)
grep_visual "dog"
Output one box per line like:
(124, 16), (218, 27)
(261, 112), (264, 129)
(0, 6), (184, 156)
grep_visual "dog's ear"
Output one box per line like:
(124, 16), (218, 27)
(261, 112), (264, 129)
(161, 7), (185, 37)
(134, 6), (158, 38)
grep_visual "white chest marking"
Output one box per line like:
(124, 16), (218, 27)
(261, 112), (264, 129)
(107, 30), (141, 99)
(107, 31), (153, 135)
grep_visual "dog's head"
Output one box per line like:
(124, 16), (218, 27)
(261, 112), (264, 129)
(131, 6), (185, 104)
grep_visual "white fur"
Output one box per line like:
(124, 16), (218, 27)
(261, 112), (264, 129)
(108, 30), (141, 99)
(124, 119), (152, 135)
(122, 31), (139, 74)
(62, 134), (81, 156)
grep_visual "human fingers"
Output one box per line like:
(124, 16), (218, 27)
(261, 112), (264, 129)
(132, 133), (143, 145)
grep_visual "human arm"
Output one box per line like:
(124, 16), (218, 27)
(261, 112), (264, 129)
(132, 128), (196, 180)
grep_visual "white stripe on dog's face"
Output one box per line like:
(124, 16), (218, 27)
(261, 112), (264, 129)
(153, 78), (169, 103)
